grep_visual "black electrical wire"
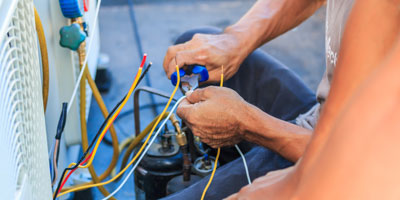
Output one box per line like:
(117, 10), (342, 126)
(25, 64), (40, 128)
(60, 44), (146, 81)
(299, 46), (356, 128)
(53, 63), (152, 199)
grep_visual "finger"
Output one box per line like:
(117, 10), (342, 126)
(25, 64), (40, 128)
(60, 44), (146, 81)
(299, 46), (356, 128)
(163, 43), (191, 78)
(186, 87), (215, 103)
(224, 192), (238, 200)
(176, 99), (194, 121)
(166, 49), (208, 79)
(175, 49), (207, 69)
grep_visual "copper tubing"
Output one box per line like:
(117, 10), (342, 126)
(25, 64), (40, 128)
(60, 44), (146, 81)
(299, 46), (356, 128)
(134, 86), (177, 136)
(181, 145), (191, 181)
(52, 140), (59, 186)
(34, 7), (49, 111)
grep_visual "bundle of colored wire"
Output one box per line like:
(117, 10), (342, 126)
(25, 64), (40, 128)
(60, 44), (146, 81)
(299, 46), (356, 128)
(53, 56), (149, 199)
(102, 96), (187, 199)
(78, 54), (147, 169)
(56, 65), (181, 198)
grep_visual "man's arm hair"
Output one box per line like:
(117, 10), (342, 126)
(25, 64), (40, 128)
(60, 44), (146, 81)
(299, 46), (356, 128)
(225, 0), (326, 58)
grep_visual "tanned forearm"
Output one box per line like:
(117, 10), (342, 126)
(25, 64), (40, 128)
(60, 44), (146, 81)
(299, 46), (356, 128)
(225, 0), (326, 60)
(240, 103), (312, 162)
(228, 0), (400, 199)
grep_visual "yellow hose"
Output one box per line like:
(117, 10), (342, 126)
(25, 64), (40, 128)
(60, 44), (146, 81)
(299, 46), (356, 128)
(86, 66), (120, 179)
(79, 62), (116, 200)
(57, 65), (180, 197)
(111, 137), (134, 178)
(34, 7), (49, 111)
(62, 65), (122, 194)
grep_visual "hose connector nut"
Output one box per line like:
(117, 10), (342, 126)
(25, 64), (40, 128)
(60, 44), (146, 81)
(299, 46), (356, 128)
(176, 131), (187, 146)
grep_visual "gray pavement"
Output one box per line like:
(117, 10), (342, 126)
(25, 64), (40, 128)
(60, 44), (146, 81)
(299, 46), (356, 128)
(86, 1), (326, 199)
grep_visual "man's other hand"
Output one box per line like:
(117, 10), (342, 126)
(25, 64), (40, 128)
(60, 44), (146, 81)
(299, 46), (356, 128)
(163, 33), (245, 83)
(176, 86), (248, 148)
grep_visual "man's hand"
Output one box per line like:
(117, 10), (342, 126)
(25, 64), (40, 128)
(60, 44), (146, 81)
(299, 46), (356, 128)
(226, 166), (297, 200)
(163, 33), (245, 83)
(176, 86), (248, 148)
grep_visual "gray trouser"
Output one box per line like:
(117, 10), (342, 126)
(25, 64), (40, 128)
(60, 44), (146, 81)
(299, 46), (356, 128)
(162, 27), (316, 200)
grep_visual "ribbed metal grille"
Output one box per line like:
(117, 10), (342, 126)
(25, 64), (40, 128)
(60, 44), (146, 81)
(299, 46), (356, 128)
(0, 0), (52, 199)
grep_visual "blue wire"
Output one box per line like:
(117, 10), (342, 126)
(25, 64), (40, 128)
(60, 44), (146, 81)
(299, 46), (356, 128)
(127, 0), (158, 116)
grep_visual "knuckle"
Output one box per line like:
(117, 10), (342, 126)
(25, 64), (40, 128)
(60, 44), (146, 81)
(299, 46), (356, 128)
(166, 46), (175, 55)
(192, 33), (202, 40)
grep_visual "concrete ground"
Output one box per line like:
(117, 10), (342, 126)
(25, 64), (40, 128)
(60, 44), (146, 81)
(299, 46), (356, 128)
(86, 0), (326, 199)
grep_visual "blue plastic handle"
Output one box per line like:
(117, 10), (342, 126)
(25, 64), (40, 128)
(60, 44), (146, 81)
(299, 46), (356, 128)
(171, 69), (185, 86)
(170, 65), (209, 86)
(59, 0), (84, 18)
(192, 65), (209, 82)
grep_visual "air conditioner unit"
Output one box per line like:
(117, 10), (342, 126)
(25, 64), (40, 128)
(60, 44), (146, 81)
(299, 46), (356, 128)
(0, 0), (100, 198)
(0, 0), (52, 199)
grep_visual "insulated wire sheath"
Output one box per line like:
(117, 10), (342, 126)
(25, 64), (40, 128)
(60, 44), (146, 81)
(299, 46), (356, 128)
(57, 65), (180, 197)
(201, 148), (220, 200)
(79, 66), (115, 199)
(79, 56), (145, 169)
(61, 68), (121, 194)
(201, 66), (224, 200)
(58, 59), (151, 195)
(102, 96), (186, 199)
(85, 66), (120, 180)
(110, 137), (135, 178)
(34, 7), (49, 111)
(235, 144), (251, 185)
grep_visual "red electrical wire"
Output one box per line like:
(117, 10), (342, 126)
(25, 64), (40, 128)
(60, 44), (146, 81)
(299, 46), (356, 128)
(57, 152), (93, 195)
(84, 0), (89, 12)
(56, 54), (147, 195)
(93, 53), (146, 148)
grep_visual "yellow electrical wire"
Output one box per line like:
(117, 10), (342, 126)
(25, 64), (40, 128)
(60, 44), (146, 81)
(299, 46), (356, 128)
(57, 65), (181, 197)
(112, 112), (170, 178)
(200, 65), (224, 200)
(34, 7), (49, 111)
(78, 66), (143, 169)
(79, 66), (115, 199)
(85, 67), (120, 181)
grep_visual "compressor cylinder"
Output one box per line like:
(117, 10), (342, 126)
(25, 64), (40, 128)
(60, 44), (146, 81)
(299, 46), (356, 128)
(134, 133), (183, 200)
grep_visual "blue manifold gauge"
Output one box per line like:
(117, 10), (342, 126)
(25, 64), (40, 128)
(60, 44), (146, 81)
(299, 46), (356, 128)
(59, 0), (84, 18)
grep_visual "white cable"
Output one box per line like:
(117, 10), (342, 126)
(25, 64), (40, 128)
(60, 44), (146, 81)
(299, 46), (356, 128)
(235, 144), (251, 185)
(102, 96), (186, 200)
(67, 0), (102, 113)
